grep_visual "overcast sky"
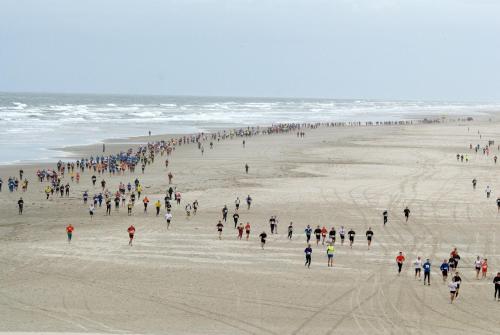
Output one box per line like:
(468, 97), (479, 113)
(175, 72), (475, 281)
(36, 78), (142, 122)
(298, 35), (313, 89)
(1, 0), (499, 101)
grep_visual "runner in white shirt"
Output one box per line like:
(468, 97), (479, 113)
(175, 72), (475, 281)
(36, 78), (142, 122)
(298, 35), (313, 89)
(448, 281), (458, 303)
(414, 256), (423, 280)
(339, 226), (346, 245)
(164, 212), (173, 229)
(474, 256), (482, 279)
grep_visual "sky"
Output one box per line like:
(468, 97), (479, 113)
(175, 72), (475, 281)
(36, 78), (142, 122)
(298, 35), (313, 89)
(0, 0), (499, 101)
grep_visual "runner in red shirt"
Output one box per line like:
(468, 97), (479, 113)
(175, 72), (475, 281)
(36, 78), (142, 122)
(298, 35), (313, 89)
(396, 252), (406, 275)
(237, 223), (244, 240)
(245, 222), (251, 240)
(66, 224), (74, 243)
(321, 226), (328, 245)
(128, 225), (136, 246)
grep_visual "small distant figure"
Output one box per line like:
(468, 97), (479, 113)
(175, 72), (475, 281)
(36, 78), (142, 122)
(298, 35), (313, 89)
(486, 186), (491, 198)
(242, 140), (246, 148)
(259, 231), (267, 249)
(365, 227), (373, 249)
(17, 197), (24, 215)
(102, 143), (105, 152)
(304, 244), (312, 268)
(472, 178), (477, 190)
(246, 195), (252, 209)
(287, 222), (293, 239)
(440, 259), (449, 282)
(494, 272), (500, 301)
(383, 210), (388, 225)
(216, 220), (224, 240)
(403, 207), (410, 222)
(66, 224), (74, 243)
(245, 163), (249, 174)
(128, 225), (136, 246)
(347, 228), (356, 248)
(149, 130), (151, 136)
(326, 243), (335, 267)
(396, 251), (406, 275)
(423, 259), (431, 285)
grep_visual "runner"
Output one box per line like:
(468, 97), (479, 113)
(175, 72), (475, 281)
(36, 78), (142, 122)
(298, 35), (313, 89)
(246, 195), (252, 209)
(185, 203), (192, 217)
(396, 251), (406, 275)
(440, 259), (449, 282)
(423, 259), (431, 285)
(475, 256), (482, 279)
(347, 228), (355, 248)
(326, 243), (335, 267)
(339, 226), (346, 245)
(287, 222), (293, 239)
(494, 272), (500, 301)
(127, 225), (135, 246)
(245, 222), (251, 240)
(233, 212), (240, 229)
(365, 227), (373, 249)
(486, 185), (492, 198)
(17, 197), (24, 215)
(259, 231), (267, 249)
(314, 225), (322, 246)
(481, 258), (488, 279)
(245, 163), (249, 174)
(304, 244), (312, 269)
(237, 223), (244, 240)
(216, 220), (224, 240)
(321, 226), (328, 245)
(235, 197), (240, 211)
(383, 210), (388, 225)
(448, 280), (458, 304)
(452, 272), (462, 298)
(143, 196), (149, 213)
(89, 204), (95, 219)
(305, 225), (312, 243)
(127, 201), (133, 216)
(472, 178), (477, 190)
(329, 227), (336, 244)
(155, 200), (161, 216)
(164, 212), (172, 229)
(414, 256), (422, 280)
(193, 200), (198, 215)
(222, 205), (228, 222)
(66, 224), (74, 243)
(403, 206), (410, 222)
(497, 197), (500, 212)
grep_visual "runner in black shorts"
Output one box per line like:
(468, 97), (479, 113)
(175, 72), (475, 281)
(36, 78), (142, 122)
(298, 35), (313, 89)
(348, 229), (355, 248)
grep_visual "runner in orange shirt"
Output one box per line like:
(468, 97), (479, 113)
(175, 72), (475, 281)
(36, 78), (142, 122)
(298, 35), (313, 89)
(66, 224), (74, 243)
(143, 196), (150, 213)
(128, 225), (136, 246)
(396, 251), (406, 275)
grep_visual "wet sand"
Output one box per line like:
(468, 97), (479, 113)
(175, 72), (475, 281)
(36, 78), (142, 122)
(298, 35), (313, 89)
(1, 121), (499, 334)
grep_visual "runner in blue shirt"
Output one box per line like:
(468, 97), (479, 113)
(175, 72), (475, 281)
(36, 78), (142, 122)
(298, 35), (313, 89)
(423, 259), (431, 285)
(440, 259), (449, 282)
(304, 244), (312, 268)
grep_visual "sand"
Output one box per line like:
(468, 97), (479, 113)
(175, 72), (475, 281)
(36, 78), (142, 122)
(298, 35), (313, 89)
(0, 121), (499, 335)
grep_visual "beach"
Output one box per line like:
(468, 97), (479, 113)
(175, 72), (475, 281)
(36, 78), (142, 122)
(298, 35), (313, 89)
(1, 120), (499, 335)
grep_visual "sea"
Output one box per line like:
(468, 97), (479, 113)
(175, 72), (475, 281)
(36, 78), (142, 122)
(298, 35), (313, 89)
(1, 92), (499, 165)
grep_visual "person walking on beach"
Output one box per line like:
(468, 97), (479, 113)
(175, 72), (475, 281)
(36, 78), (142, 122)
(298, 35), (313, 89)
(494, 272), (500, 301)
(128, 225), (135, 246)
(486, 185), (491, 198)
(496, 198), (500, 212)
(348, 228), (356, 248)
(66, 224), (74, 243)
(326, 243), (335, 267)
(304, 244), (312, 268)
(259, 231), (267, 249)
(383, 210), (388, 225)
(472, 178), (477, 190)
(440, 259), (449, 282)
(287, 222), (293, 239)
(245, 164), (249, 174)
(365, 227), (373, 249)
(423, 259), (431, 285)
(403, 207), (410, 222)
(396, 252), (406, 275)
(305, 225), (312, 243)
(17, 197), (24, 215)
(216, 220), (224, 240)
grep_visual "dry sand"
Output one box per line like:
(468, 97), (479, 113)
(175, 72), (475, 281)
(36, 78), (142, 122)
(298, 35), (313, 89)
(0, 121), (499, 335)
